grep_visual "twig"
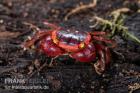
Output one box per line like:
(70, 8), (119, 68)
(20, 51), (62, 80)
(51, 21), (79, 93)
(0, 31), (20, 39)
(23, 22), (40, 31)
(111, 8), (130, 15)
(111, 8), (130, 26)
(138, 9), (140, 13)
(64, 0), (97, 20)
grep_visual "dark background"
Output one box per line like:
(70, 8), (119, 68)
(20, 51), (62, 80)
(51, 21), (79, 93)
(0, 0), (140, 93)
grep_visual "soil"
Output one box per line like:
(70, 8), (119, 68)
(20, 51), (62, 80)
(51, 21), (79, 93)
(0, 0), (140, 93)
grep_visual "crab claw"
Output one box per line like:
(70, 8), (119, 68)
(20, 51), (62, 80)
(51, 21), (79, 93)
(40, 36), (64, 57)
(70, 43), (96, 62)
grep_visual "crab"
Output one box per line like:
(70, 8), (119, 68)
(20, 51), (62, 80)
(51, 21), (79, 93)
(22, 21), (115, 74)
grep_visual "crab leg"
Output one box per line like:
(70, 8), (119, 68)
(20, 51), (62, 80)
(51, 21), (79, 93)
(93, 35), (116, 48)
(43, 21), (61, 31)
(22, 31), (52, 49)
(91, 31), (106, 36)
(91, 31), (116, 48)
(93, 36), (113, 44)
(94, 44), (111, 74)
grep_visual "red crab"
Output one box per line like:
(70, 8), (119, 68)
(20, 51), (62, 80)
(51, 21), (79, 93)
(22, 21), (115, 74)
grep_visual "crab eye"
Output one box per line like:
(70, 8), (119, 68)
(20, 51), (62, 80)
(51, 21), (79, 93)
(79, 42), (85, 49)
(53, 38), (59, 44)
